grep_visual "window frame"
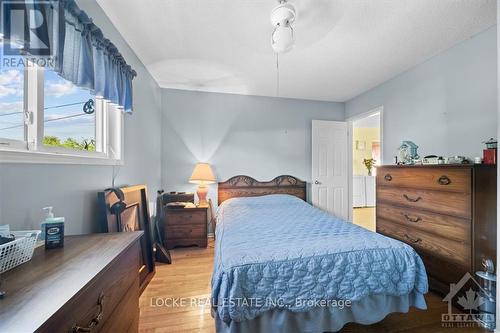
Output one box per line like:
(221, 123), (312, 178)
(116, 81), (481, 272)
(0, 63), (124, 165)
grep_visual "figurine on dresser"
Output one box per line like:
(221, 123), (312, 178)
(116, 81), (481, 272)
(397, 141), (419, 164)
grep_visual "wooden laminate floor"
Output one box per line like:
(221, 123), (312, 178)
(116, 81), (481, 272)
(139, 240), (488, 333)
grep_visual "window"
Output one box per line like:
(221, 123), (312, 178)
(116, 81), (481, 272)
(0, 46), (24, 145)
(43, 71), (97, 152)
(0, 61), (123, 164)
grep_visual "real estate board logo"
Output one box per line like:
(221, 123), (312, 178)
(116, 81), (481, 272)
(441, 272), (495, 329)
(1, 0), (57, 67)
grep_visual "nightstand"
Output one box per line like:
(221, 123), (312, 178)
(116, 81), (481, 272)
(164, 206), (208, 249)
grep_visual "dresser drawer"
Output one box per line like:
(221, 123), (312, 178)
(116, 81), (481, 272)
(164, 207), (208, 249)
(377, 203), (471, 243)
(39, 241), (141, 333)
(167, 224), (206, 239)
(167, 210), (206, 226)
(377, 218), (470, 267)
(100, 276), (139, 333)
(377, 186), (471, 219)
(377, 167), (471, 193)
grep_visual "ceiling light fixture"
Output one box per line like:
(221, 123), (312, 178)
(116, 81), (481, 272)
(270, 0), (297, 54)
(270, 0), (297, 97)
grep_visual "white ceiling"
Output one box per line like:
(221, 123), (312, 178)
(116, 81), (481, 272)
(96, 0), (496, 102)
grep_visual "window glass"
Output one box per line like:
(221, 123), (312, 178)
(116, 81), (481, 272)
(43, 70), (96, 151)
(0, 47), (24, 141)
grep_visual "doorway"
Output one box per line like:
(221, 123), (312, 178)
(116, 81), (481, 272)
(349, 108), (382, 231)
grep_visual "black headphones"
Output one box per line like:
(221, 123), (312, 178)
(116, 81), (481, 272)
(105, 188), (127, 230)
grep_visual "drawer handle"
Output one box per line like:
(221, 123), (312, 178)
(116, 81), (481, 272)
(384, 174), (393, 181)
(403, 194), (422, 202)
(404, 234), (422, 244)
(438, 175), (451, 185)
(72, 292), (105, 332)
(403, 214), (422, 223)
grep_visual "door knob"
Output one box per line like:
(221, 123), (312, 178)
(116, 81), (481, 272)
(314, 180), (321, 185)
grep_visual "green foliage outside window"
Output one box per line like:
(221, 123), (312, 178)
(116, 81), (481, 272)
(43, 136), (96, 151)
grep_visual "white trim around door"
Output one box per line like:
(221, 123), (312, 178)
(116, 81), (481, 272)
(346, 106), (384, 222)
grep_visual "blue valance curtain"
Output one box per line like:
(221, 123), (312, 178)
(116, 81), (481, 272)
(1, 0), (136, 112)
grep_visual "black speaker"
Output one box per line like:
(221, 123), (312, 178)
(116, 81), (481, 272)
(163, 192), (194, 204)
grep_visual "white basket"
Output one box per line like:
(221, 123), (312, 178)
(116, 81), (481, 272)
(0, 230), (41, 274)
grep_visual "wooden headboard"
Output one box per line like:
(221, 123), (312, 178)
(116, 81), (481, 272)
(217, 175), (306, 205)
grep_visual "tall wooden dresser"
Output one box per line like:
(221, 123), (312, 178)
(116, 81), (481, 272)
(376, 165), (497, 294)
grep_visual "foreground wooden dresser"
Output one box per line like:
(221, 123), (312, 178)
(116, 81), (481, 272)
(0, 232), (142, 332)
(376, 165), (496, 294)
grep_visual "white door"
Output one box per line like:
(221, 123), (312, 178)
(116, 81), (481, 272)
(312, 120), (349, 219)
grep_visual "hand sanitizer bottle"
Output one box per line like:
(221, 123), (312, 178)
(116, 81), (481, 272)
(40, 207), (54, 241)
(41, 207), (65, 248)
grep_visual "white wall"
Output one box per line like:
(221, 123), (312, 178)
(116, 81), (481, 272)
(346, 26), (497, 163)
(0, 0), (163, 234)
(161, 89), (345, 203)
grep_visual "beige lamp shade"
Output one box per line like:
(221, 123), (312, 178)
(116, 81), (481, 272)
(189, 163), (216, 185)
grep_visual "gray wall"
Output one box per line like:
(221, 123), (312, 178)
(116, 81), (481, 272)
(161, 89), (345, 203)
(0, 2), (496, 235)
(0, 0), (162, 234)
(346, 26), (497, 163)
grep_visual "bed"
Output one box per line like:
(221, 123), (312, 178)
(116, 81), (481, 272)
(212, 175), (428, 333)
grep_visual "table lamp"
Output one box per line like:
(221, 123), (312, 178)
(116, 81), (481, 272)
(189, 163), (216, 206)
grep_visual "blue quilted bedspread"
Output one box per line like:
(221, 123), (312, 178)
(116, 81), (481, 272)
(211, 195), (428, 323)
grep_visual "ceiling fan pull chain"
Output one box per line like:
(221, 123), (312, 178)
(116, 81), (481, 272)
(276, 52), (280, 97)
